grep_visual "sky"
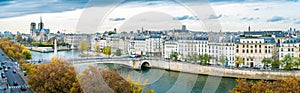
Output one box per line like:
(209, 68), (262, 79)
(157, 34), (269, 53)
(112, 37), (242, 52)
(0, 0), (300, 34)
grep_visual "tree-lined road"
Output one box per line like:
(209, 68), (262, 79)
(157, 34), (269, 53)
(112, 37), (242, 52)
(0, 49), (31, 93)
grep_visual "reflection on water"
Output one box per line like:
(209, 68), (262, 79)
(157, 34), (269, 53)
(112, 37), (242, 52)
(93, 63), (237, 93)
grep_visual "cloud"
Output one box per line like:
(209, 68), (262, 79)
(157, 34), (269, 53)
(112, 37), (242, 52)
(241, 17), (259, 21)
(109, 18), (126, 21)
(208, 14), (222, 19)
(173, 15), (199, 20)
(267, 16), (287, 22)
(0, 0), (89, 18)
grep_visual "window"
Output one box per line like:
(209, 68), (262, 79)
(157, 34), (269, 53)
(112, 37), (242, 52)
(246, 50), (249, 53)
(251, 50), (253, 53)
(281, 48), (283, 51)
(292, 48), (294, 52)
(288, 48), (290, 52)
(265, 46), (267, 48)
(281, 53), (283, 57)
(236, 45), (239, 48)
(259, 49), (262, 53)
(255, 45), (257, 48)
(259, 45), (261, 48)
(243, 45), (245, 48)
(243, 50), (245, 53)
(236, 49), (239, 53)
(265, 50), (267, 53)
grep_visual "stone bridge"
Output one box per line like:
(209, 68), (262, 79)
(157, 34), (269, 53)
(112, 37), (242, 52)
(70, 58), (158, 70)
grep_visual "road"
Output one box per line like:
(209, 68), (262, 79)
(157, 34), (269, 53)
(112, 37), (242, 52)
(0, 49), (31, 93)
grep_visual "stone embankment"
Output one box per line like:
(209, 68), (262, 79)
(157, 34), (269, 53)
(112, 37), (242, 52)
(149, 60), (300, 80)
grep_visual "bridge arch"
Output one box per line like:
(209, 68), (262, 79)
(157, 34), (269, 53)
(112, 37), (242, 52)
(140, 61), (151, 69)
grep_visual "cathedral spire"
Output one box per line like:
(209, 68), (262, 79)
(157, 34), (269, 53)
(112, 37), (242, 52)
(40, 16), (42, 23)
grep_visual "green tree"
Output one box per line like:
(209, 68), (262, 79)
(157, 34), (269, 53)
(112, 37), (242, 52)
(293, 57), (300, 69)
(201, 54), (211, 65)
(22, 50), (32, 59)
(115, 49), (122, 56)
(262, 58), (273, 69)
(235, 56), (244, 68)
(272, 60), (281, 69)
(170, 52), (178, 61)
(197, 54), (204, 64)
(282, 54), (293, 70)
(219, 54), (227, 66)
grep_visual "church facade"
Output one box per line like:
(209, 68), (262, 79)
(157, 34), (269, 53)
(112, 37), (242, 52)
(30, 17), (50, 42)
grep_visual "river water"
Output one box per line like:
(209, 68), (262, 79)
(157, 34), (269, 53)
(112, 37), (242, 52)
(31, 50), (237, 93)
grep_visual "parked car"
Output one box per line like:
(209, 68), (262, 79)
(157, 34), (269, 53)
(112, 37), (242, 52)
(7, 66), (10, 69)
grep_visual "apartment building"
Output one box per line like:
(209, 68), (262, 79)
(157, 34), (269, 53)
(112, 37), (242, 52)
(129, 36), (147, 55)
(235, 36), (276, 67)
(278, 37), (300, 59)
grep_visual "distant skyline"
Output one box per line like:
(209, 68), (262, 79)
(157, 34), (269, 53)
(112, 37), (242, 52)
(0, 0), (300, 34)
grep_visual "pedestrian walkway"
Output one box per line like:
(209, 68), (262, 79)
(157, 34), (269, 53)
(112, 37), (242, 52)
(9, 85), (29, 89)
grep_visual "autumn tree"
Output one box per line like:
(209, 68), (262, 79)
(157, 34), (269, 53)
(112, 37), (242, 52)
(28, 58), (79, 93)
(78, 39), (90, 52)
(78, 65), (131, 93)
(235, 56), (244, 68)
(231, 77), (299, 93)
(94, 42), (100, 53)
(15, 34), (22, 43)
(22, 50), (32, 59)
(103, 46), (111, 56)
(7, 50), (15, 58)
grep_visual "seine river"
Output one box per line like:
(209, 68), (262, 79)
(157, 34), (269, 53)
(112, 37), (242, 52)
(31, 50), (237, 93)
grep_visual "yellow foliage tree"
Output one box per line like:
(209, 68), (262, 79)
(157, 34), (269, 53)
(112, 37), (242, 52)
(231, 76), (299, 93)
(28, 58), (79, 93)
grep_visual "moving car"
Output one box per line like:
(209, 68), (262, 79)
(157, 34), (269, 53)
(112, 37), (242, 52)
(1, 74), (5, 78)
(12, 69), (16, 73)
(13, 81), (18, 86)
(4, 68), (7, 72)
(20, 85), (26, 91)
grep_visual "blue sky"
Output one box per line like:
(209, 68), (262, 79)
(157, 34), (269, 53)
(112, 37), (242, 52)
(0, 0), (300, 33)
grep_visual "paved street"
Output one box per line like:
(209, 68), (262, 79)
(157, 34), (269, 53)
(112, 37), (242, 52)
(0, 49), (31, 93)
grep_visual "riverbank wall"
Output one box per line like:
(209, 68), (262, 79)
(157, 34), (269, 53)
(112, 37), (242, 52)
(28, 47), (72, 53)
(149, 60), (300, 80)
